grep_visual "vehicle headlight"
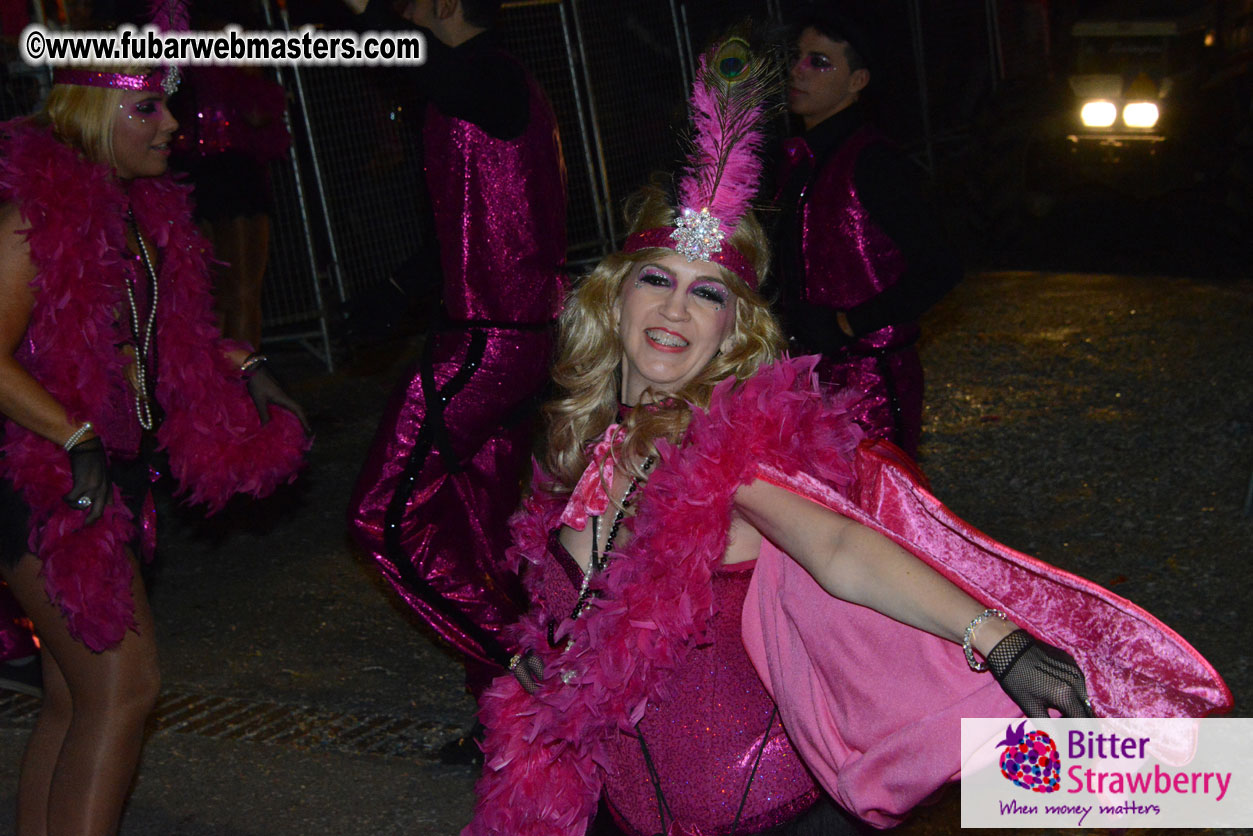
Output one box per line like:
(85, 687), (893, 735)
(1080, 100), (1117, 128)
(1122, 101), (1159, 129)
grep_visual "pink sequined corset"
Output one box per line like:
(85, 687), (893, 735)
(790, 127), (916, 352)
(423, 64), (567, 325)
(543, 533), (819, 836)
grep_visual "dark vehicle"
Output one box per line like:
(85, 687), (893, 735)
(1043, 0), (1252, 199)
(954, 0), (1251, 270)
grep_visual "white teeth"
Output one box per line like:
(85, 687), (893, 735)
(646, 329), (687, 347)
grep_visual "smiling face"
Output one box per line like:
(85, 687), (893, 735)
(614, 252), (738, 405)
(787, 27), (868, 130)
(111, 90), (177, 180)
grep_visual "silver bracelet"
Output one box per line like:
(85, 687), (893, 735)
(239, 353), (268, 375)
(963, 608), (1008, 672)
(63, 421), (93, 451)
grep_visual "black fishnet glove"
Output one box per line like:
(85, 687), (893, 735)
(246, 366), (312, 434)
(510, 651), (544, 694)
(62, 437), (110, 524)
(987, 629), (1095, 718)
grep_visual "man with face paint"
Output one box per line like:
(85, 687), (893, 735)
(774, 4), (961, 460)
(343, 0), (567, 760)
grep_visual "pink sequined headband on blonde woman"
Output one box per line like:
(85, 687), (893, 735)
(51, 0), (187, 95)
(53, 68), (179, 95)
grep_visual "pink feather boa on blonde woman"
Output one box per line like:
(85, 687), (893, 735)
(466, 357), (865, 836)
(0, 120), (308, 652)
(465, 355), (1230, 836)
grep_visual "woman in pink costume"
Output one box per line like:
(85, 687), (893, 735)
(0, 65), (308, 835)
(463, 38), (1230, 836)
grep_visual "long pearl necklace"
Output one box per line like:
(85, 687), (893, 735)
(125, 208), (159, 431)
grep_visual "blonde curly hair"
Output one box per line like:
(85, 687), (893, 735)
(543, 184), (785, 491)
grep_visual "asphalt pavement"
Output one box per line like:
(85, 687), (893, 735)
(2, 267), (1251, 836)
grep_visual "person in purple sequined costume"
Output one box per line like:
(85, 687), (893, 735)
(775, 5), (962, 459)
(345, 0), (566, 702)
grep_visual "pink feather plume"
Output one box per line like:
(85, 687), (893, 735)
(675, 35), (781, 235)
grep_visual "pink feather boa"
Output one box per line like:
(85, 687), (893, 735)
(465, 356), (864, 836)
(467, 356), (1233, 835)
(0, 121), (309, 651)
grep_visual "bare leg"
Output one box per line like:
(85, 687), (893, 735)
(0, 552), (160, 836)
(202, 214), (270, 349)
(12, 636), (69, 835)
(235, 214), (270, 351)
(199, 219), (236, 343)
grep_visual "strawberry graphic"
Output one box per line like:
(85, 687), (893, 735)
(996, 721), (1061, 793)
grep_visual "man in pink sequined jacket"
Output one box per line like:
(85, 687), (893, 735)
(775, 6), (961, 459)
(346, 0), (567, 707)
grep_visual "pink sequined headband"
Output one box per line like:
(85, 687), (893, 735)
(53, 68), (180, 96)
(625, 34), (778, 290)
(623, 227), (759, 289)
(50, 1), (188, 97)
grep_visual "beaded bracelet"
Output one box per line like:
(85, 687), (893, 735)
(63, 421), (93, 451)
(239, 353), (268, 375)
(963, 608), (1008, 672)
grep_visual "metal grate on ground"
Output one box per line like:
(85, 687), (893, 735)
(0, 690), (462, 761)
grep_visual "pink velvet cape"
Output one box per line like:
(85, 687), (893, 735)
(742, 440), (1231, 828)
(0, 121), (309, 651)
(465, 356), (1230, 836)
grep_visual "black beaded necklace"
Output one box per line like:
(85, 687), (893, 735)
(548, 455), (654, 649)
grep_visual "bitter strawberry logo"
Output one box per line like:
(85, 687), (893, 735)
(996, 721), (1061, 793)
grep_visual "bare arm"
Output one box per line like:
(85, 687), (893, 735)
(0, 203), (96, 447)
(735, 476), (1095, 718)
(733, 477), (1015, 658)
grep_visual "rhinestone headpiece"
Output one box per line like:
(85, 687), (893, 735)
(622, 33), (779, 289)
(671, 207), (725, 262)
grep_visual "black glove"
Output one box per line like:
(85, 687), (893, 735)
(62, 436), (110, 525)
(246, 365), (312, 435)
(510, 651), (545, 694)
(987, 629), (1095, 718)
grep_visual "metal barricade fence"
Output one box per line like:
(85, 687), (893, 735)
(497, 0), (611, 262)
(1, 1), (1009, 371)
(565, 0), (691, 249)
(263, 0), (698, 368)
(261, 60), (427, 369)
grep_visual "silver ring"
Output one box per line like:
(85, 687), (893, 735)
(75, 496), (92, 509)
